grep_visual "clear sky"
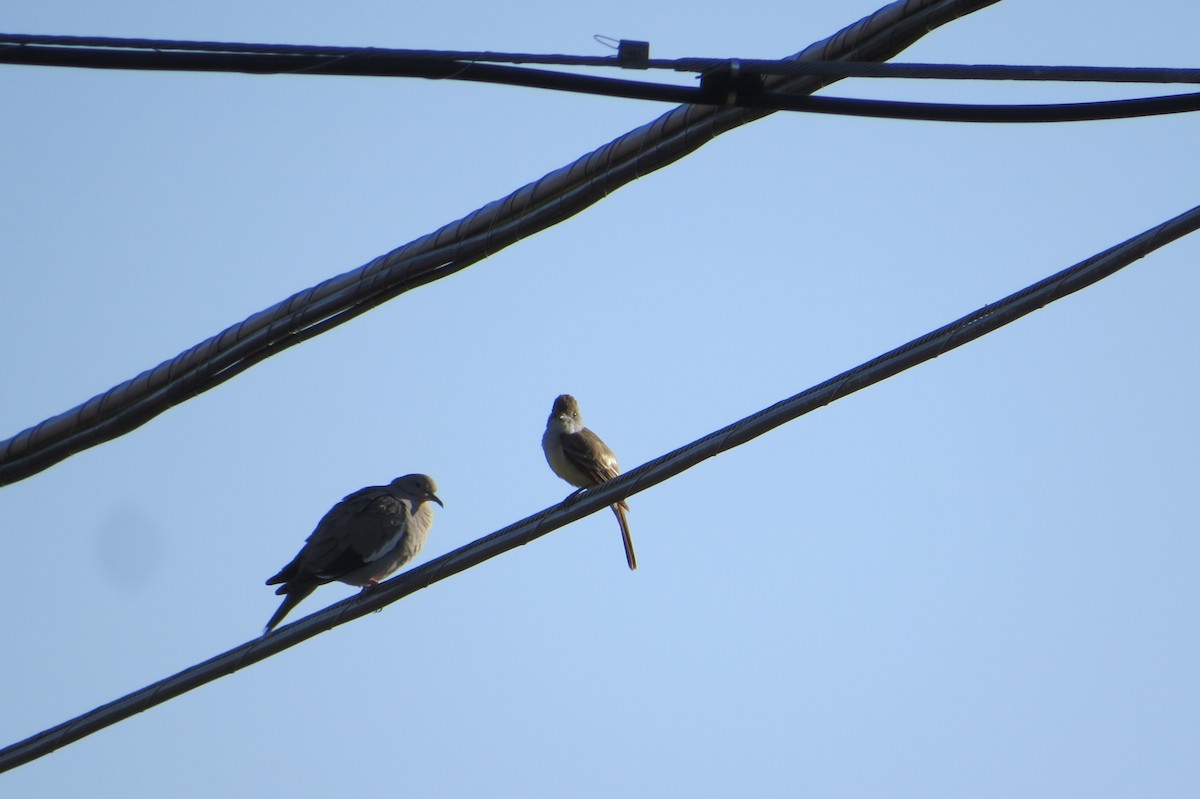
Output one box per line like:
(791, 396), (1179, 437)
(2, 1), (1198, 796)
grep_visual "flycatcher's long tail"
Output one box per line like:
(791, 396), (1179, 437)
(611, 502), (637, 571)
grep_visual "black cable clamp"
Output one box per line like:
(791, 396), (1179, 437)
(617, 39), (650, 68)
(699, 59), (764, 105)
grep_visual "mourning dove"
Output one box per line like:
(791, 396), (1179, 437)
(264, 473), (442, 633)
(542, 394), (637, 570)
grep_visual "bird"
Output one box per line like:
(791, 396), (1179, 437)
(263, 473), (443, 634)
(542, 394), (637, 570)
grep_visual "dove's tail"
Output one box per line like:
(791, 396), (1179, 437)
(263, 582), (317, 635)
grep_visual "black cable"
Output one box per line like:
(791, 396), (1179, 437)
(3, 35), (1200, 123)
(3, 198), (1196, 774)
(5, 33), (1200, 83)
(706, 61), (1200, 83)
(0, 0), (1003, 487)
(759, 90), (1200, 122)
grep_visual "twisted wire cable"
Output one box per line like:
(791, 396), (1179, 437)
(0, 0), (1001, 486)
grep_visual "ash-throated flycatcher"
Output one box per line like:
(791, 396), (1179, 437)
(542, 394), (637, 570)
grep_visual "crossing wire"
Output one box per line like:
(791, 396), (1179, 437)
(5, 32), (1200, 84)
(0, 0), (1193, 774)
(5, 34), (1200, 122)
(0, 0), (1003, 487)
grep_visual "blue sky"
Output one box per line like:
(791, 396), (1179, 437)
(2, 1), (1198, 796)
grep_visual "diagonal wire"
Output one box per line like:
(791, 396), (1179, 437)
(0, 0), (1001, 487)
(3, 199), (1197, 774)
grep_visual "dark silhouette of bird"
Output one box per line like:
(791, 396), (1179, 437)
(263, 473), (442, 633)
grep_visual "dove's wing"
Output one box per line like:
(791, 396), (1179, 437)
(299, 488), (413, 582)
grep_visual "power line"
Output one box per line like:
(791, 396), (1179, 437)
(5, 32), (1200, 84)
(741, 91), (1200, 122)
(4, 33), (1200, 123)
(0, 0), (1002, 487)
(2, 0), (1192, 774)
(3, 199), (1196, 774)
